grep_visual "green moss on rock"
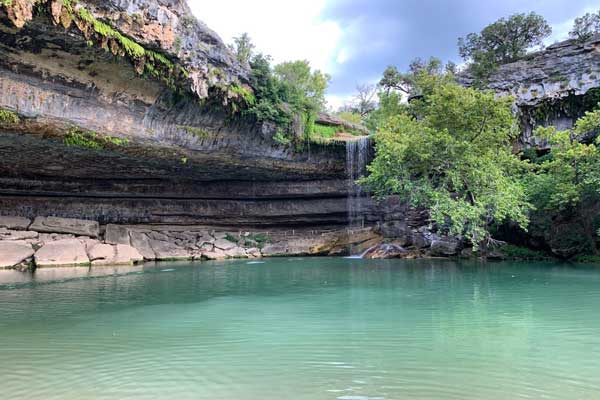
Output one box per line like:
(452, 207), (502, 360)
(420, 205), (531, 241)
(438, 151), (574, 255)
(0, 108), (20, 124)
(64, 127), (129, 149)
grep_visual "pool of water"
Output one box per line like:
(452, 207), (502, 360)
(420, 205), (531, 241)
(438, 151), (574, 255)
(1, 258), (600, 399)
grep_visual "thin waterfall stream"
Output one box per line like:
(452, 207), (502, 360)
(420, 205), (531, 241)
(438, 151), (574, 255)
(346, 136), (372, 230)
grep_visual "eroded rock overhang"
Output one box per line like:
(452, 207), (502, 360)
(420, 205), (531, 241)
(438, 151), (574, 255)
(0, 0), (350, 227)
(460, 35), (600, 148)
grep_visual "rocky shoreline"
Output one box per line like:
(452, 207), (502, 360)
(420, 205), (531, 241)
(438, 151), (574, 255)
(0, 215), (467, 271)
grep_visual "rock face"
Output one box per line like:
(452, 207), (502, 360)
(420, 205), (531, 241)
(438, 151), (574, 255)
(460, 35), (600, 147)
(0, 0), (350, 228)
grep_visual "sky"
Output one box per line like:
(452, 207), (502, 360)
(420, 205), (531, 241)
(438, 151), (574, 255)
(188, 0), (598, 109)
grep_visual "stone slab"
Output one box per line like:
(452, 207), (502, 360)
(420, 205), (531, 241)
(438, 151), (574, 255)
(30, 217), (100, 238)
(104, 224), (131, 245)
(0, 228), (39, 241)
(130, 231), (156, 260)
(149, 240), (192, 261)
(0, 216), (31, 230)
(0, 242), (35, 269)
(34, 239), (90, 268)
(213, 238), (236, 251)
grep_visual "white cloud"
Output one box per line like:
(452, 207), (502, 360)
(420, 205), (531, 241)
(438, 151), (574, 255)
(187, 0), (342, 73)
(546, 6), (598, 45)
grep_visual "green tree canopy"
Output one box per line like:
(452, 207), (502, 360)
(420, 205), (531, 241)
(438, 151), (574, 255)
(526, 106), (600, 212)
(379, 57), (453, 96)
(366, 58), (454, 131)
(458, 12), (551, 83)
(362, 78), (531, 247)
(229, 33), (255, 65)
(274, 60), (330, 112)
(569, 10), (600, 41)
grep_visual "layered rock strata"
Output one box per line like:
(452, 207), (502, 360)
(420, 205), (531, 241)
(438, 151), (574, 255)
(0, 0), (352, 227)
(460, 35), (600, 147)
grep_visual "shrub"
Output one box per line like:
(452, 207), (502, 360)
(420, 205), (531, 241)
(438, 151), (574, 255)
(0, 108), (19, 124)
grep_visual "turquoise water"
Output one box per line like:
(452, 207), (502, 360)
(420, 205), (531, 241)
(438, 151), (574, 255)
(1, 258), (600, 399)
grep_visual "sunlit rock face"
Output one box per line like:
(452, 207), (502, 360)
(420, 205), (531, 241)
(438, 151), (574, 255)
(0, 0), (357, 227)
(460, 35), (600, 148)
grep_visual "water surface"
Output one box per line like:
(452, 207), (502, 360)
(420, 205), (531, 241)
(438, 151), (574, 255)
(1, 258), (599, 399)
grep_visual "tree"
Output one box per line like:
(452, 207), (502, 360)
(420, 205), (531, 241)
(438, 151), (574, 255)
(569, 10), (600, 41)
(367, 57), (454, 131)
(379, 57), (449, 96)
(338, 84), (378, 121)
(524, 106), (600, 256)
(362, 79), (531, 248)
(352, 84), (378, 118)
(229, 33), (255, 65)
(274, 60), (330, 112)
(527, 106), (600, 212)
(458, 13), (551, 82)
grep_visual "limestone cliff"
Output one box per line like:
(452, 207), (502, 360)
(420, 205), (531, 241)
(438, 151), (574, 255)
(460, 35), (600, 147)
(460, 35), (600, 257)
(0, 0), (352, 227)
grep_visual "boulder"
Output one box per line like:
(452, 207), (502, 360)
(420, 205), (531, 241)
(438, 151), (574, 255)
(114, 245), (144, 265)
(202, 248), (228, 260)
(88, 243), (116, 262)
(88, 243), (143, 266)
(261, 243), (290, 257)
(376, 221), (412, 246)
(149, 240), (192, 261)
(246, 248), (262, 258)
(197, 242), (214, 252)
(413, 229), (437, 249)
(213, 238), (236, 251)
(104, 224), (131, 245)
(0, 228), (39, 241)
(429, 238), (460, 257)
(316, 230), (383, 256)
(130, 231), (156, 260)
(34, 239), (90, 267)
(197, 234), (215, 245)
(30, 217), (100, 238)
(0, 242), (35, 269)
(0, 216), (31, 230)
(362, 244), (408, 259)
(225, 246), (247, 259)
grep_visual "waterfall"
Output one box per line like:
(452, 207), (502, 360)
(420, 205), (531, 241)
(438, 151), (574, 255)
(346, 136), (371, 228)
